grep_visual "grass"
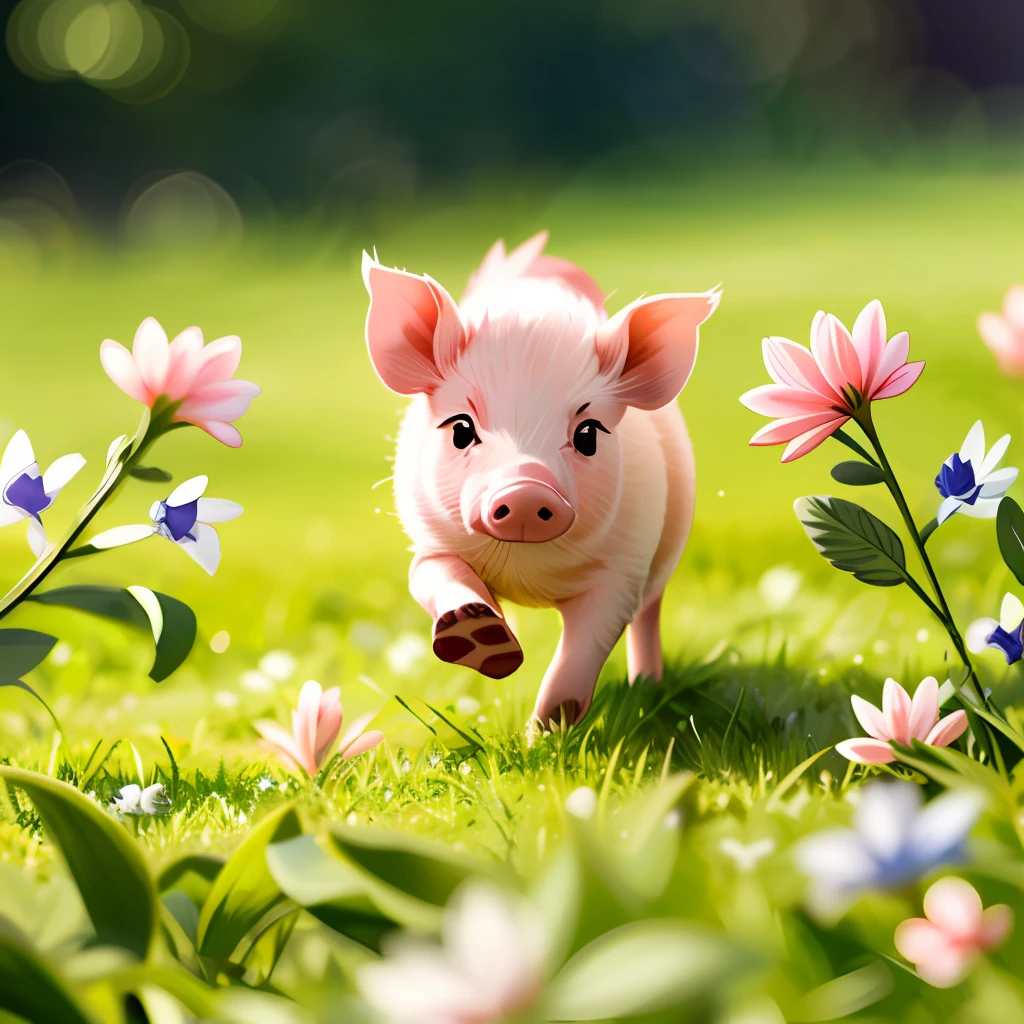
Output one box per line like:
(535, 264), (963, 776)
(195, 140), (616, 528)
(3, 162), (1024, 1020)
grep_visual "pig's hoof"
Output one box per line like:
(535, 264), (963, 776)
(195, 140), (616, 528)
(432, 602), (523, 679)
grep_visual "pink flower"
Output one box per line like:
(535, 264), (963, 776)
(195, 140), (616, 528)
(100, 317), (260, 448)
(895, 877), (1012, 987)
(255, 680), (384, 776)
(978, 285), (1024, 377)
(740, 300), (925, 462)
(836, 676), (968, 765)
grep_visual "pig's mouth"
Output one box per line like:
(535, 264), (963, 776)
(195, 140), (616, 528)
(467, 477), (575, 543)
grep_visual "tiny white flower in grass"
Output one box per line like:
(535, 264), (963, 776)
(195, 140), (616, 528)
(757, 566), (802, 610)
(113, 782), (170, 815)
(565, 786), (598, 820)
(259, 650), (296, 681)
(719, 837), (775, 872)
(0, 429), (85, 557)
(257, 777), (274, 791)
(241, 670), (274, 692)
(87, 475), (242, 575)
(358, 882), (548, 1024)
(386, 632), (428, 674)
(455, 695), (481, 716)
(935, 420), (1017, 524)
(214, 690), (240, 708)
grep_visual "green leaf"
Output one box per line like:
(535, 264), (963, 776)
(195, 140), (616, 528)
(0, 930), (93, 1024)
(196, 805), (301, 961)
(0, 766), (158, 960)
(997, 496), (1024, 587)
(129, 466), (173, 482)
(0, 628), (57, 680)
(830, 461), (885, 486)
(795, 496), (909, 587)
(544, 920), (750, 1020)
(27, 585), (197, 682)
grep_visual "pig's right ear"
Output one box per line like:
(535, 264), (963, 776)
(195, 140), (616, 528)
(362, 252), (467, 395)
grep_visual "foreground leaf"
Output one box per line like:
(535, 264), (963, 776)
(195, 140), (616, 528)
(0, 628), (57, 680)
(795, 496), (909, 587)
(196, 805), (301, 961)
(27, 585), (197, 682)
(129, 466), (173, 482)
(0, 931), (92, 1024)
(0, 766), (158, 959)
(830, 461), (885, 486)
(997, 496), (1024, 587)
(544, 920), (750, 1020)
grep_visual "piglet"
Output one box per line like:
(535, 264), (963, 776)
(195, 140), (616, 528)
(363, 232), (719, 727)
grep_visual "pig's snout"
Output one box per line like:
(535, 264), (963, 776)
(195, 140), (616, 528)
(479, 476), (575, 543)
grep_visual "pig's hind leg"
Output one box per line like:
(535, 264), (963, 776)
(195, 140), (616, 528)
(409, 554), (524, 679)
(626, 591), (663, 683)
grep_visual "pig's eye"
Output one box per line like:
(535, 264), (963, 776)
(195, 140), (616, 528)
(440, 414), (480, 450)
(572, 418), (609, 457)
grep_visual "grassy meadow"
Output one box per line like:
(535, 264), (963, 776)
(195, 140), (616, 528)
(3, 163), (1024, 1022)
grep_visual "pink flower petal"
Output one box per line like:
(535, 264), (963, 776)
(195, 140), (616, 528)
(189, 335), (243, 391)
(339, 710), (377, 753)
(163, 327), (205, 400)
(132, 317), (170, 396)
(749, 411), (845, 447)
(314, 686), (343, 764)
(780, 417), (847, 462)
(916, 948), (976, 988)
(812, 313), (861, 400)
(196, 421), (243, 448)
(894, 917), (949, 963)
(342, 729), (385, 760)
(882, 678), (912, 746)
(739, 384), (836, 417)
(871, 360), (925, 401)
(294, 681), (324, 771)
(869, 330), (910, 390)
(762, 336), (835, 395)
(255, 720), (314, 775)
(852, 299), (887, 391)
(1003, 284), (1024, 328)
(978, 312), (1019, 359)
(979, 904), (1014, 950)
(100, 339), (151, 404)
(924, 877), (983, 940)
(923, 710), (968, 748)
(851, 695), (890, 740)
(908, 676), (939, 741)
(835, 737), (897, 764)
(176, 380), (262, 423)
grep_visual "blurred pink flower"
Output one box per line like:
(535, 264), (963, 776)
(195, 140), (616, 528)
(255, 680), (383, 776)
(740, 300), (925, 462)
(978, 285), (1024, 377)
(895, 877), (1012, 988)
(100, 317), (260, 447)
(836, 676), (968, 765)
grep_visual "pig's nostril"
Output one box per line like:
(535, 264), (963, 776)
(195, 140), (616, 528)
(537, 507), (553, 521)
(493, 504), (511, 521)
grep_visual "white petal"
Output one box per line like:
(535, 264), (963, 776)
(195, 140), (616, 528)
(960, 420), (985, 467)
(855, 781), (921, 860)
(937, 496), (961, 524)
(979, 433), (1011, 478)
(139, 783), (168, 814)
(89, 524), (157, 550)
(166, 474), (208, 507)
(966, 617), (999, 653)
(26, 518), (48, 558)
(42, 453), (86, 497)
(115, 784), (141, 812)
(794, 830), (876, 890)
(978, 466), (1018, 495)
(1000, 593), (1024, 631)
(0, 503), (26, 527)
(106, 435), (129, 465)
(937, 678), (957, 706)
(958, 496), (1002, 519)
(178, 523), (220, 575)
(196, 498), (243, 523)
(910, 789), (985, 865)
(0, 429), (35, 484)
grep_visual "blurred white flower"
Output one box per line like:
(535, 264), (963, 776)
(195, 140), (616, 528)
(257, 777), (275, 792)
(455, 695), (481, 716)
(757, 566), (802, 611)
(565, 786), (598, 820)
(241, 669), (274, 693)
(350, 619), (389, 653)
(48, 641), (73, 666)
(719, 837), (775, 873)
(386, 632), (428, 675)
(259, 650), (297, 681)
(214, 690), (240, 708)
(358, 882), (548, 1024)
(113, 782), (170, 815)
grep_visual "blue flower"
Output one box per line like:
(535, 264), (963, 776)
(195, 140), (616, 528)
(935, 421), (1017, 524)
(967, 592), (1024, 664)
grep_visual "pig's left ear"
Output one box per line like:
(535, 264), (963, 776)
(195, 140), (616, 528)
(596, 289), (721, 409)
(362, 251), (467, 395)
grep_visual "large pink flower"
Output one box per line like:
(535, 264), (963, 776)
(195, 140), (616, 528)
(100, 317), (260, 448)
(255, 680), (384, 776)
(740, 300), (925, 462)
(978, 285), (1024, 377)
(895, 877), (1012, 988)
(836, 676), (968, 765)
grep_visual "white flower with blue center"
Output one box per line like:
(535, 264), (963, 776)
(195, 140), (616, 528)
(935, 420), (1017, 524)
(113, 782), (170, 815)
(0, 429), (85, 557)
(89, 474), (242, 575)
(967, 592), (1024, 664)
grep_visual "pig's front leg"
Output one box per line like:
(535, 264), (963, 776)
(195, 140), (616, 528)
(532, 582), (636, 728)
(409, 554), (524, 679)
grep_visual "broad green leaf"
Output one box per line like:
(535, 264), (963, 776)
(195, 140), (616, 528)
(27, 585), (197, 682)
(328, 823), (495, 909)
(0, 628), (57, 680)
(544, 920), (750, 1020)
(997, 496), (1024, 587)
(0, 766), (157, 960)
(267, 834), (403, 951)
(795, 496), (909, 587)
(830, 461), (885, 486)
(0, 931), (93, 1024)
(196, 805), (300, 960)
(129, 466), (173, 482)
